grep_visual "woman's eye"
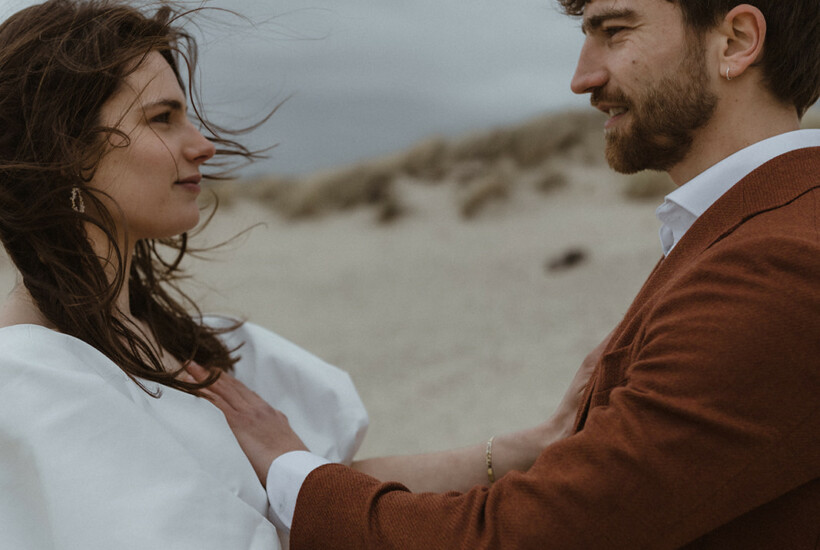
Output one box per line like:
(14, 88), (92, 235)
(151, 111), (171, 124)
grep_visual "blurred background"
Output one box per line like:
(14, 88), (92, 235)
(2, 0), (589, 176)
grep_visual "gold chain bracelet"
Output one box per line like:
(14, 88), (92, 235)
(486, 436), (496, 484)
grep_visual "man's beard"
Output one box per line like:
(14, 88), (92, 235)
(594, 37), (718, 174)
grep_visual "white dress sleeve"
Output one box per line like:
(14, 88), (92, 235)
(0, 325), (281, 550)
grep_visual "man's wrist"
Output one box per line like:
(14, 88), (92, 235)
(266, 451), (331, 532)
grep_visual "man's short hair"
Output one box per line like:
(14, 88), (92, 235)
(558, 0), (820, 117)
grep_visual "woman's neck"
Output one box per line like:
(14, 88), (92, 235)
(86, 222), (136, 322)
(0, 260), (136, 330)
(3, 219), (147, 332)
(0, 279), (57, 329)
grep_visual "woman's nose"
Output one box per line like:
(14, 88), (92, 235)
(183, 124), (216, 165)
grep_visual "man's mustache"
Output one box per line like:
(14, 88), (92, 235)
(591, 88), (632, 110)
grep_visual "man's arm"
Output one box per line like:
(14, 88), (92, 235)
(290, 235), (820, 549)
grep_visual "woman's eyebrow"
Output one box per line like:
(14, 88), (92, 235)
(142, 98), (185, 112)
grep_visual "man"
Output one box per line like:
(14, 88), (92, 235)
(209, 1), (820, 547)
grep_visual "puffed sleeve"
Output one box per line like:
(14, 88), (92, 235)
(0, 325), (282, 550)
(208, 317), (369, 465)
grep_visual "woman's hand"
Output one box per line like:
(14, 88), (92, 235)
(187, 363), (308, 486)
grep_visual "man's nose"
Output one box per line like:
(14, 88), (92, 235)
(570, 41), (608, 95)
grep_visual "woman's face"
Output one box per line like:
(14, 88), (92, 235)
(88, 51), (215, 242)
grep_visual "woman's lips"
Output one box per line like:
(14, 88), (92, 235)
(175, 174), (202, 192)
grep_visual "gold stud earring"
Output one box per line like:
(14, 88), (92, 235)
(70, 187), (85, 213)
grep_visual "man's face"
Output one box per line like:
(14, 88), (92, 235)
(570, 0), (718, 174)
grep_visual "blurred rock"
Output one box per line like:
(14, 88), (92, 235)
(545, 247), (589, 272)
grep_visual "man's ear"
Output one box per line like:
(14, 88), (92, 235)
(717, 4), (766, 81)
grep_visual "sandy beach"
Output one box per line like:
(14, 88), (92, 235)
(0, 110), (682, 458)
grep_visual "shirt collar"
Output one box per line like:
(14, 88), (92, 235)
(656, 129), (820, 255)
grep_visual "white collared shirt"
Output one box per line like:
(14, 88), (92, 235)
(656, 129), (820, 255)
(266, 128), (820, 534)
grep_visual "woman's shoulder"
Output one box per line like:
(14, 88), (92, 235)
(202, 315), (313, 362)
(0, 323), (77, 356)
(203, 315), (340, 376)
(0, 323), (136, 397)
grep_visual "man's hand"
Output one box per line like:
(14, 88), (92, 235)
(187, 363), (308, 486)
(551, 329), (613, 438)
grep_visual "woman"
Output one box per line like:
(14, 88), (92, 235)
(0, 1), (596, 548)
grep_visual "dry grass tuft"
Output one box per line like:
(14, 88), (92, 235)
(443, 111), (606, 170)
(205, 176), (294, 209)
(400, 137), (450, 181)
(457, 161), (514, 219)
(449, 160), (490, 184)
(375, 196), (404, 224)
(279, 163), (398, 219)
(506, 111), (605, 168)
(449, 129), (513, 166)
(531, 158), (569, 194)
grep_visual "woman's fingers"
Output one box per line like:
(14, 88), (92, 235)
(224, 372), (274, 409)
(199, 387), (233, 414)
(185, 362), (267, 418)
(183, 361), (309, 485)
(186, 362), (249, 409)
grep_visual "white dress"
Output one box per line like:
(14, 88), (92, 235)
(0, 317), (368, 550)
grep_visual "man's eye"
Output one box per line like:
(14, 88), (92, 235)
(603, 26), (627, 37)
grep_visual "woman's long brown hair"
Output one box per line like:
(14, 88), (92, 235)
(0, 0), (263, 395)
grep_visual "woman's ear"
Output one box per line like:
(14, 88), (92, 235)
(718, 4), (766, 81)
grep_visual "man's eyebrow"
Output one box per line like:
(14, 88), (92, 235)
(581, 8), (638, 35)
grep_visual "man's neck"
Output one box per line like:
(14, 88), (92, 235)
(668, 94), (800, 186)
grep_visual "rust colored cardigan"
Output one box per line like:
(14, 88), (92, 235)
(291, 148), (820, 550)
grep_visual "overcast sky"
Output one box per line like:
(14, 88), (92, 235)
(2, 0), (590, 175)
